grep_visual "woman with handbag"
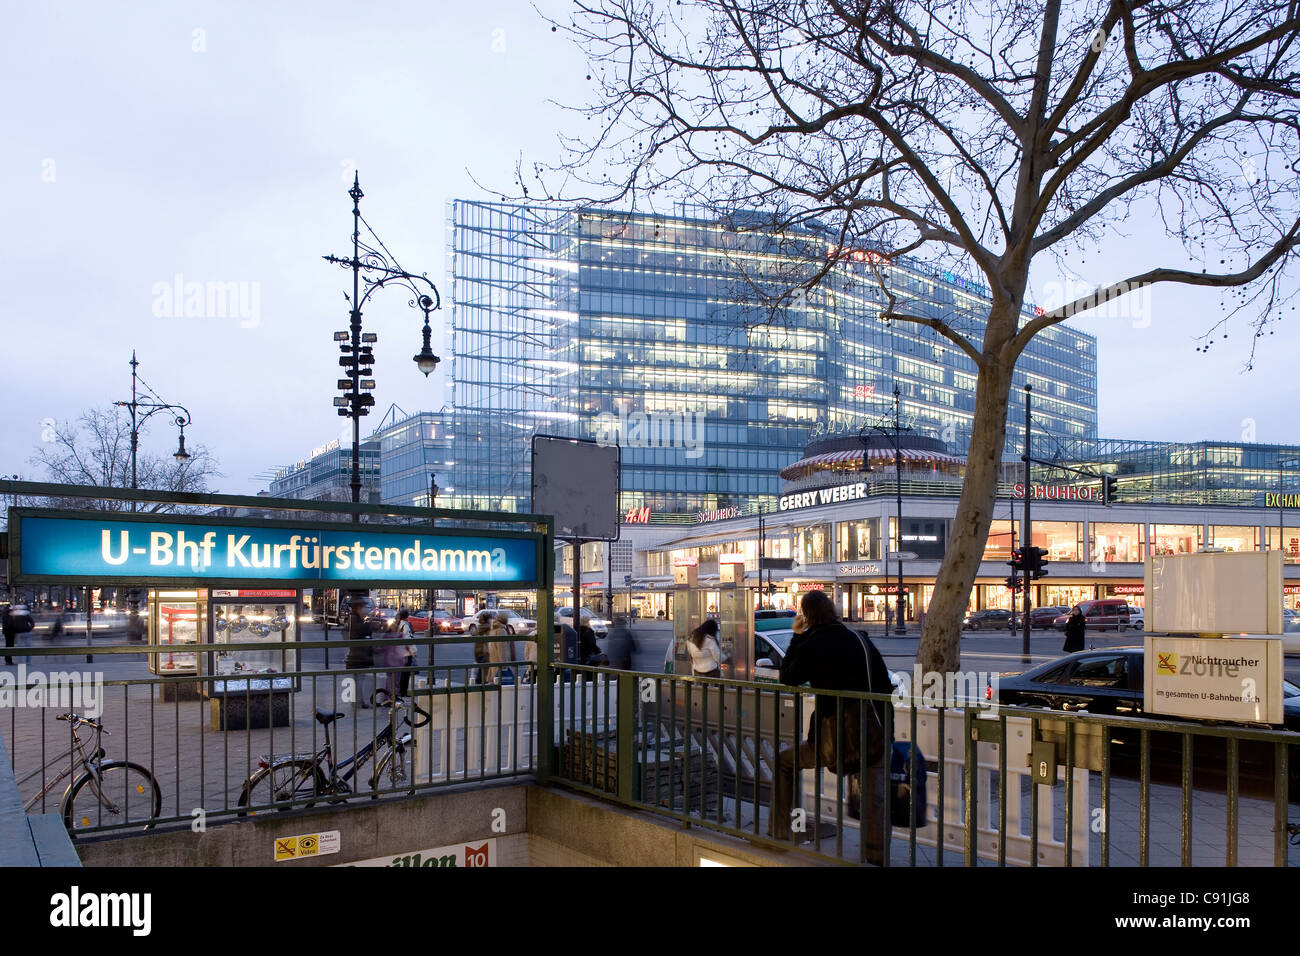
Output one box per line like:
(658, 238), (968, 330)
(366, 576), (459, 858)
(769, 589), (892, 863)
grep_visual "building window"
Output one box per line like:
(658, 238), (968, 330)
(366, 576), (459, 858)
(1210, 525), (1257, 553)
(1151, 524), (1201, 556)
(1089, 522), (1144, 564)
(983, 520), (1017, 561)
(793, 523), (831, 564)
(836, 519), (878, 561)
(1028, 521), (1082, 561)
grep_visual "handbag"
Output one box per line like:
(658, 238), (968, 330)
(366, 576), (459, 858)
(817, 631), (885, 771)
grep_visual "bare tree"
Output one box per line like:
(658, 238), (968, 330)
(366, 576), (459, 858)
(536, 0), (1300, 672)
(29, 407), (220, 513)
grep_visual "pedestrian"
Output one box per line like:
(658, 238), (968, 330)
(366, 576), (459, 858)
(2, 604), (16, 666)
(377, 608), (416, 702)
(770, 589), (892, 864)
(343, 598), (375, 709)
(50, 608), (65, 639)
(578, 623), (607, 668)
(1063, 607), (1086, 653)
(685, 618), (722, 678)
(604, 614), (635, 670)
(471, 610), (492, 684)
(487, 610), (517, 684)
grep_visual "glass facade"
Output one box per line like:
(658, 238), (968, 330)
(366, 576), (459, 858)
(376, 411), (456, 508)
(450, 200), (1098, 515)
(267, 439), (382, 503)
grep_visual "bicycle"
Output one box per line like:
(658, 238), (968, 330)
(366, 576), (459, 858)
(17, 712), (162, 833)
(237, 696), (430, 815)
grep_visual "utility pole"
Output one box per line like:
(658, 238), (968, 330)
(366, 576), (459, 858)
(893, 386), (905, 635)
(1021, 384), (1032, 663)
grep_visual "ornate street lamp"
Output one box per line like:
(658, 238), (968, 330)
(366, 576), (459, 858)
(323, 174), (442, 512)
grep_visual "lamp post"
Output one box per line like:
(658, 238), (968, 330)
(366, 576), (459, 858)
(114, 352), (193, 643)
(857, 386), (910, 635)
(114, 352), (194, 506)
(323, 173), (441, 518)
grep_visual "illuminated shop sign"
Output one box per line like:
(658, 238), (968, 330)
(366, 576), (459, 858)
(623, 506), (652, 524)
(838, 564), (881, 575)
(1013, 484), (1101, 502)
(697, 507), (740, 522)
(779, 483), (868, 511)
(1265, 493), (1300, 508)
(1110, 584), (1145, 595)
(13, 512), (539, 586)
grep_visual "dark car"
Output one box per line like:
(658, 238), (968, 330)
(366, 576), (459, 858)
(963, 608), (1013, 631)
(997, 646), (1300, 729)
(1012, 606), (1068, 630)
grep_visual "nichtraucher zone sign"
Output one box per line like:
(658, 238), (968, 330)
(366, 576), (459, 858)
(9, 510), (544, 588)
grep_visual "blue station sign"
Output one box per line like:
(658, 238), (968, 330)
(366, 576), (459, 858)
(13, 512), (541, 587)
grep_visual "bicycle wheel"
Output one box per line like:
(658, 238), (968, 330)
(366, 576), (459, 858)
(63, 761), (162, 833)
(237, 759), (326, 816)
(368, 745), (409, 792)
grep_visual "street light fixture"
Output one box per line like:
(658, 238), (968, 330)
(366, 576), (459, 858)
(857, 385), (910, 635)
(113, 352), (194, 509)
(323, 173), (442, 511)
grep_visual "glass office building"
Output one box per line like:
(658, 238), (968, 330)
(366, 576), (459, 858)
(449, 200), (1098, 516)
(267, 438), (382, 504)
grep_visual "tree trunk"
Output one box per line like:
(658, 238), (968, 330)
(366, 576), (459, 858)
(916, 309), (1018, 676)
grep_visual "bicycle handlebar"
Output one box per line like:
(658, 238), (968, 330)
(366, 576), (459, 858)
(54, 712), (102, 730)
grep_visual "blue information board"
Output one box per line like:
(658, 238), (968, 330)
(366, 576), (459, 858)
(15, 513), (540, 587)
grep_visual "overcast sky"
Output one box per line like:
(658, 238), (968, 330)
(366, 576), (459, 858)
(4, 1), (1298, 497)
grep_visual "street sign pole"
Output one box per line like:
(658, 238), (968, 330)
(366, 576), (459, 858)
(1021, 384), (1032, 664)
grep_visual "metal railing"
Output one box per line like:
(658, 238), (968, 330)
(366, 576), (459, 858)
(546, 667), (1300, 867)
(1, 632), (541, 837)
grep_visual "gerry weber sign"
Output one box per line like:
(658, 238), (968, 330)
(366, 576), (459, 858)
(11, 511), (541, 587)
(779, 482), (869, 512)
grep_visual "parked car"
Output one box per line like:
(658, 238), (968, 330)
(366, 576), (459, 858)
(999, 646), (1299, 724)
(556, 607), (609, 638)
(1283, 608), (1300, 655)
(963, 608), (1013, 631)
(1123, 605), (1145, 631)
(1012, 606), (1069, 630)
(410, 609), (464, 634)
(755, 608), (797, 632)
(1051, 598), (1131, 632)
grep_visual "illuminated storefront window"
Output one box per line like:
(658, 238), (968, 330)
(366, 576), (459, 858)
(1210, 525), (1257, 552)
(1027, 521), (1082, 561)
(836, 519), (878, 561)
(1151, 524), (1201, 556)
(794, 523), (831, 564)
(983, 520), (1018, 561)
(1088, 522), (1144, 564)
(1264, 527), (1300, 564)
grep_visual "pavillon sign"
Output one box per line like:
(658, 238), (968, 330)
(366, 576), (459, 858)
(10, 511), (541, 587)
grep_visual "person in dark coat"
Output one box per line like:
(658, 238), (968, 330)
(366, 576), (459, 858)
(1063, 608), (1086, 653)
(2, 605), (16, 666)
(770, 589), (891, 861)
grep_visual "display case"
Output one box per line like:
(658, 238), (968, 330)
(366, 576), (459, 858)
(148, 589), (205, 677)
(204, 590), (300, 730)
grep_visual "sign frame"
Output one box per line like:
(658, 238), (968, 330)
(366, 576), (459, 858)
(9, 507), (547, 590)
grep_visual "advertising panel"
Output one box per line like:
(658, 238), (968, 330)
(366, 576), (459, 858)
(1144, 635), (1284, 725)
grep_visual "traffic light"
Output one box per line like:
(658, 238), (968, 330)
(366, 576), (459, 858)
(1008, 548), (1025, 572)
(1004, 575), (1022, 590)
(1024, 546), (1050, 579)
(1101, 475), (1117, 506)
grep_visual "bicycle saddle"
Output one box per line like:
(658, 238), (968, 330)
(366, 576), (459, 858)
(314, 708), (345, 725)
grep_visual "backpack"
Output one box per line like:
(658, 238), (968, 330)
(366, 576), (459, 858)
(889, 741), (928, 827)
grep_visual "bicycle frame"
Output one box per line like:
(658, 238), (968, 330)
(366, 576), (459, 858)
(19, 721), (104, 812)
(274, 705), (411, 794)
